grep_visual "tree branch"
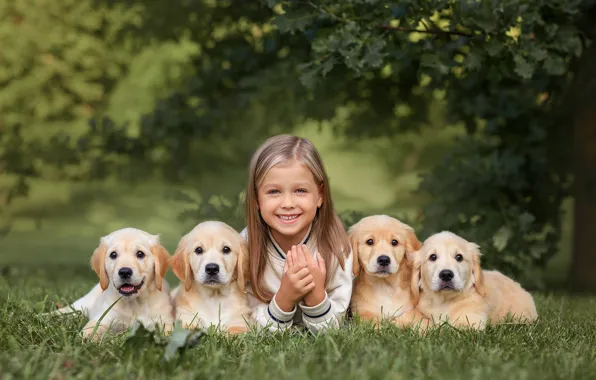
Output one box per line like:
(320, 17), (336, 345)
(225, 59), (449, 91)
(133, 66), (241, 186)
(377, 25), (475, 37)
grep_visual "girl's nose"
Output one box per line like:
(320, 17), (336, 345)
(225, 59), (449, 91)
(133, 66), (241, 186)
(282, 193), (295, 208)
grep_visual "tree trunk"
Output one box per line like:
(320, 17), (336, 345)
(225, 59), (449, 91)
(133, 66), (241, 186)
(569, 108), (596, 292)
(568, 13), (596, 291)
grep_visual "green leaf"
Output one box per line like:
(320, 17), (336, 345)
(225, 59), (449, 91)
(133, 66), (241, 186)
(528, 46), (548, 62)
(543, 56), (565, 76)
(421, 54), (450, 75)
(492, 226), (512, 252)
(162, 323), (204, 362)
(485, 38), (503, 57)
(362, 38), (386, 68)
(513, 55), (534, 79)
(518, 212), (535, 228)
(123, 320), (155, 348)
(273, 10), (317, 33)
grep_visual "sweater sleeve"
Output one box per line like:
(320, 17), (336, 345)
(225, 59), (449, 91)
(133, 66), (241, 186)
(247, 290), (297, 332)
(298, 249), (354, 334)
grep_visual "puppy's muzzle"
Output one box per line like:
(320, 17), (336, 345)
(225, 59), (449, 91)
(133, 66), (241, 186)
(377, 255), (391, 267)
(117, 267), (144, 296)
(203, 263), (221, 285)
(438, 269), (455, 290)
(118, 267), (133, 280)
(205, 263), (219, 276)
(373, 255), (392, 275)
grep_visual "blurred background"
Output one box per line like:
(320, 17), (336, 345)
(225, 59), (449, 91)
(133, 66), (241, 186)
(0, 0), (594, 292)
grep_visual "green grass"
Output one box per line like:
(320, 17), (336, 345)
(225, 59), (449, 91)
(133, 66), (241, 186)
(1, 268), (595, 379)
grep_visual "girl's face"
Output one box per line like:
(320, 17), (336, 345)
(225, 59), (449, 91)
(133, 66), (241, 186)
(257, 160), (323, 246)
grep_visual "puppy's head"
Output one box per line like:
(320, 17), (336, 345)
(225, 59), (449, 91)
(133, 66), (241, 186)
(410, 231), (485, 304)
(169, 221), (248, 292)
(90, 227), (170, 298)
(348, 215), (422, 279)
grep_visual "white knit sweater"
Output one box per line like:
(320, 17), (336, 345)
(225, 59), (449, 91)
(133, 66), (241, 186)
(240, 225), (353, 334)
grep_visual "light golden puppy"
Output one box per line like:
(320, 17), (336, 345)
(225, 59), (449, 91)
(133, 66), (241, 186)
(169, 221), (251, 334)
(410, 231), (538, 330)
(51, 228), (174, 339)
(349, 215), (428, 328)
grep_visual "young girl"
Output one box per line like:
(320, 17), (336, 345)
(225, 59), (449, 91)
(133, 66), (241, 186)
(240, 134), (354, 334)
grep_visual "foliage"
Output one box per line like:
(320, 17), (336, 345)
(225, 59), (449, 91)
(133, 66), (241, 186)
(263, 0), (593, 285)
(0, 0), (145, 231)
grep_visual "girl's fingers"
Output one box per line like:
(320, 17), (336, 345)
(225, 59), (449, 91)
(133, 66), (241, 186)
(291, 246), (300, 266)
(303, 281), (316, 293)
(286, 249), (294, 268)
(293, 266), (310, 279)
(297, 274), (314, 288)
(317, 252), (326, 273)
(302, 245), (315, 266)
(296, 245), (307, 267)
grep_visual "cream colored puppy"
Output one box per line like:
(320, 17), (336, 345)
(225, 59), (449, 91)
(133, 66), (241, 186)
(410, 231), (538, 330)
(169, 221), (251, 334)
(51, 228), (174, 339)
(349, 215), (428, 328)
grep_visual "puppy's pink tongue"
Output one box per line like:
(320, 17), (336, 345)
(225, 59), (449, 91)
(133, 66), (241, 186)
(121, 285), (134, 292)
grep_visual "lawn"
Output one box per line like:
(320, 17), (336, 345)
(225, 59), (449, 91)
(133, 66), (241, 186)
(1, 268), (595, 379)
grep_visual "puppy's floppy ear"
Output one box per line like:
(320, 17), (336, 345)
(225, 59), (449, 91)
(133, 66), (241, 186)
(409, 251), (422, 306)
(469, 242), (486, 297)
(90, 241), (109, 290)
(151, 241), (171, 291)
(169, 234), (194, 291)
(234, 238), (249, 292)
(404, 226), (422, 253)
(348, 225), (360, 278)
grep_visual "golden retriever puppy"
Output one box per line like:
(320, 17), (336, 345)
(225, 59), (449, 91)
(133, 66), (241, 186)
(52, 228), (174, 339)
(169, 221), (251, 334)
(349, 215), (429, 328)
(410, 231), (538, 330)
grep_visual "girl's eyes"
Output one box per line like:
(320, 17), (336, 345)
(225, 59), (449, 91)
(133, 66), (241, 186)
(266, 189), (307, 194)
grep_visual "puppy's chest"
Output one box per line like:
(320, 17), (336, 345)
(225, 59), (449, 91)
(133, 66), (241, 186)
(360, 283), (411, 316)
(420, 297), (450, 319)
(198, 296), (243, 324)
(115, 297), (171, 325)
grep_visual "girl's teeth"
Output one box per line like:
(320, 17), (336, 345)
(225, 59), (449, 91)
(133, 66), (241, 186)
(279, 215), (298, 220)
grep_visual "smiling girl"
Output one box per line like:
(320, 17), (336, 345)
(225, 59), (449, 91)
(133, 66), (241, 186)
(240, 134), (353, 334)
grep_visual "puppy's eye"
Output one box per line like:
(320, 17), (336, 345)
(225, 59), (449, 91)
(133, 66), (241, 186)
(391, 239), (398, 246)
(195, 247), (203, 255)
(222, 246), (231, 254)
(455, 254), (463, 262)
(366, 239), (374, 246)
(429, 254), (437, 261)
(136, 251), (145, 259)
(109, 251), (118, 259)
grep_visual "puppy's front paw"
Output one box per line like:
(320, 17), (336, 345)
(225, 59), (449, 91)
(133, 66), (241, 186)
(228, 326), (248, 335)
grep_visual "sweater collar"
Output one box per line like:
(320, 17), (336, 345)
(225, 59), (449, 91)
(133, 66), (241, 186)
(267, 224), (313, 260)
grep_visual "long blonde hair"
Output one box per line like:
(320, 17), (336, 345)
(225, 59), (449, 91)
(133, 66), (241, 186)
(245, 134), (350, 303)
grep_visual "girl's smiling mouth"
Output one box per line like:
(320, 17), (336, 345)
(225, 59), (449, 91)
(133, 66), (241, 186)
(277, 214), (300, 223)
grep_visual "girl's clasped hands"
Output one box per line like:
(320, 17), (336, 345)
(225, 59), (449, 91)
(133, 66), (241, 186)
(275, 245), (327, 312)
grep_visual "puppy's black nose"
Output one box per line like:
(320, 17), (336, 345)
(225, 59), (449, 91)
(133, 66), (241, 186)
(377, 255), (391, 267)
(439, 269), (454, 281)
(205, 263), (219, 275)
(118, 267), (133, 279)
